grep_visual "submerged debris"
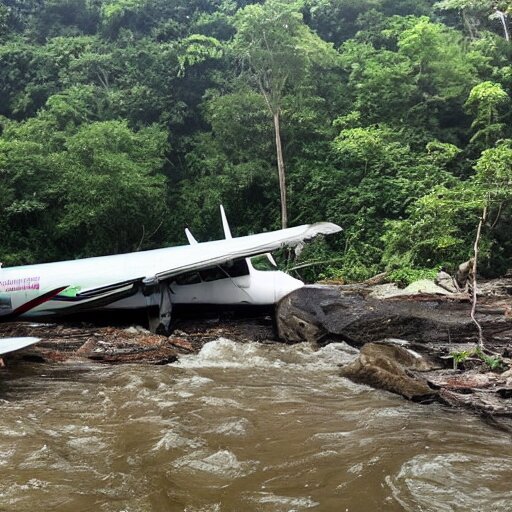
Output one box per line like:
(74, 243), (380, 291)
(0, 315), (276, 365)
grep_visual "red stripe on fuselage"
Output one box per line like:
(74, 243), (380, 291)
(9, 286), (69, 318)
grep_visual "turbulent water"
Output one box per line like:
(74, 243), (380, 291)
(1, 339), (511, 512)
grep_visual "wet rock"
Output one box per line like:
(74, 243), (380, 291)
(88, 345), (178, 365)
(424, 370), (501, 391)
(478, 277), (512, 297)
(439, 388), (512, 418)
(369, 279), (453, 299)
(401, 279), (454, 296)
(276, 284), (512, 347)
(339, 343), (438, 402)
(278, 283), (512, 425)
(455, 259), (474, 290)
(435, 271), (459, 293)
(368, 283), (401, 299)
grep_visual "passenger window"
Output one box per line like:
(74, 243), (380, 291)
(175, 272), (201, 285)
(0, 295), (12, 311)
(221, 259), (249, 277)
(200, 267), (227, 282)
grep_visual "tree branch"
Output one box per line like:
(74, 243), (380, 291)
(471, 204), (487, 348)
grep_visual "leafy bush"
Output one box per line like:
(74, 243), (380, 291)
(387, 266), (439, 287)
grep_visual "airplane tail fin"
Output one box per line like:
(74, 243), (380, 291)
(184, 228), (198, 245)
(220, 205), (277, 268)
(184, 206), (278, 268)
(220, 205), (232, 240)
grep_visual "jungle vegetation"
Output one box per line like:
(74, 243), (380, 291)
(1, 0), (511, 282)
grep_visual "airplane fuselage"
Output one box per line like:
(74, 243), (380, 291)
(0, 242), (303, 320)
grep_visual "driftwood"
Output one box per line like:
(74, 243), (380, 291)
(0, 316), (277, 365)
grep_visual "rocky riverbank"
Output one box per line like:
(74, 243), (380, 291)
(277, 278), (512, 431)
(0, 315), (276, 365)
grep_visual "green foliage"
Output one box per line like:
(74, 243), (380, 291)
(53, 120), (168, 255)
(475, 140), (512, 193)
(177, 34), (223, 76)
(435, 0), (511, 40)
(232, 0), (337, 114)
(477, 348), (505, 371)
(381, 183), (484, 272)
(387, 267), (439, 287)
(451, 346), (506, 371)
(450, 348), (474, 368)
(0, 97), (169, 262)
(0, 0), (511, 284)
(465, 81), (510, 146)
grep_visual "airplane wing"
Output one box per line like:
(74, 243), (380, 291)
(67, 222), (340, 300)
(146, 222), (341, 284)
(0, 337), (41, 355)
(151, 222), (341, 282)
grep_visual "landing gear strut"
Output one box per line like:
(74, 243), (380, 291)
(144, 282), (173, 335)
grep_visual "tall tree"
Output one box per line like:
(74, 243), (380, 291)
(231, 0), (335, 228)
(435, 0), (511, 40)
(465, 81), (510, 147)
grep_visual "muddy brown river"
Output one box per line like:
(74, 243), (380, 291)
(1, 339), (511, 511)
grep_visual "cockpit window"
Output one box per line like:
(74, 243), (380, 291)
(200, 267), (227, 282)
(174, 259), (250, 285)
(250, 255), (276, 271)
(221, 259), (249, 277)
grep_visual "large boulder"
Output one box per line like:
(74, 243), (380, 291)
(339, 342), (438, 402)
(276, 284), (512, 348)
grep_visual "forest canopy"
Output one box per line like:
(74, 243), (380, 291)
(0, 0), (511, 281)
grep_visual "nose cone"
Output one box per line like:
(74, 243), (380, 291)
(274, 271), (304, 303)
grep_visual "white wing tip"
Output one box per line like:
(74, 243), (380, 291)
(0, 337), (41, 355)
(306, 222), (342, 237)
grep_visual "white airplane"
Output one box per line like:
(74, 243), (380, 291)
(0, 208), (341, 333)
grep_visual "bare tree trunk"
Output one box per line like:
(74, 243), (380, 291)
(273, 110), (288, 229)
(471, 205), (487, 348)
(494, 10), (510, 41)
